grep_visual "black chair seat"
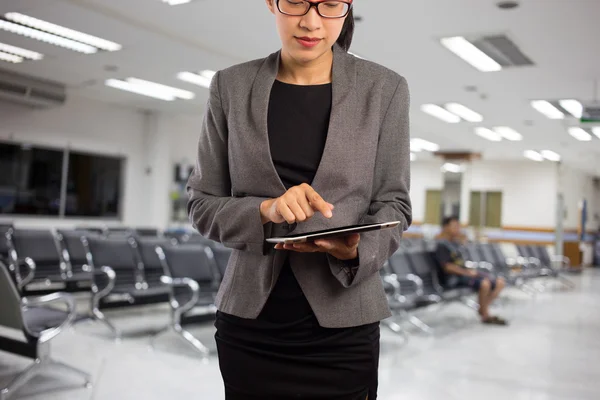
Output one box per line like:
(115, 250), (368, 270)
(23, 307), (69, 336)
(113, 286), (170, 298)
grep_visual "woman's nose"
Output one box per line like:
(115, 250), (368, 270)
(299, 6), (322, 30)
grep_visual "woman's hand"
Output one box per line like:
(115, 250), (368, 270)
(260, 183), (334, 224)
(274, 233), (360, 261)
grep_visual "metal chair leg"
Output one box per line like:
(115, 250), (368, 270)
(92, 308), (121, 340)
(174, 324), (211, 357)
(50, 360), (92, 388)
(407, 315), (434, 335)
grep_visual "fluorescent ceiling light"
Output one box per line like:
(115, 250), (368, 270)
(0, 42), (43, 60)
(5, 13), (121, 52)
(442, 163), (462, 173)
(440, 36), (502, 72)
(474, 127), (502, 142)
(524, 150), (544, 162)
(540, 150), (561, 162)
(411, 138), (440, 152)
(493, 126), (523, 141)
(559, 99), (583, 119)
(568, 127), (592, 141)
(125, 78), (195, 100)
(0, 20), (97, 54)
(531, 100), (564, 119)
(162, 0), (193, 5)
(105, 79), (176, 101)
(592, 127), (600, 139)
(444, 103), (483, 122)
(177, 70), (216, 89)
(0, 51), (22, 63)
(410, 153), (416, 161)
(421, 104), (461, 123)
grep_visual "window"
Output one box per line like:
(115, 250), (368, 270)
(0, 143), (64, 215)
(65, 152), (123, 217)
(0, 141), (124, 219)
(469, 191), (503, 228)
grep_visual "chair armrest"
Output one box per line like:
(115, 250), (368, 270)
(160, 276), (200, 315)
(20, 257), (37, 290)
(551, 255), (571, 267)
(382, 274), (401, 296)
(397, 273), (425, 297)
(94, 266), (116, 299)
(465, 261), (495, 272)
(21, 292), (76, 344)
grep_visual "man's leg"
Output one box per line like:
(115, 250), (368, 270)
(477, 279), (492, 320)
(486, 277), (505, 305)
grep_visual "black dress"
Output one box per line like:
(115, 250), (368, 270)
(215, 80), (380, 400)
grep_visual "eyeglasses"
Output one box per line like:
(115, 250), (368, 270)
(276, 0), (353, 19)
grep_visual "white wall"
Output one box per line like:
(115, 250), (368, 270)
(560, 165), (598, 231)
(0, 96), (203, 229)
(462, 160), (558, 228)
(409, 161), (444, 223)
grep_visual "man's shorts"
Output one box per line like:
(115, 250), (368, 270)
(447, 275), (497, 291)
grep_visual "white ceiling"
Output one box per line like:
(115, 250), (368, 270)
(1, 0), (599, 173)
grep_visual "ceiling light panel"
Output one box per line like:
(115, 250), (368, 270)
(445, 103), (483, 122)
(421, 104), (461, 123)
(568, 127), (592, 141)
(440, 36), (502, 72)
(162, 0), (193, 5)
(106, 79), (176, 101)
(177, 70), (216, 88)
(559, 99), (583, 119)
(411, 138), (440, 152)
(531, 100), (564, 119)
(474, 127), (502, 142)
(0, 19), (97, 53)
(524, 150), (544, 162)
(493, 126), (523, 141)
(4, 13), (121, 52)
(0, 50), (22, 63)
(0, 42), (43, 60)
(125, 78), (195, 100)
(540, 150), (561, 162)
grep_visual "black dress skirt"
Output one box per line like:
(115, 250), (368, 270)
(215, 80), (380, 400)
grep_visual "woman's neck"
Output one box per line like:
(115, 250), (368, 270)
(277, 48), (333, 85)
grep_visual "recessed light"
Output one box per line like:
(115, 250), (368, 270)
(474, 127), (502, 141)
(125, 78), (195, 100)
(524, 150), (544, 162)
(559, 99), (583, 119)
(0, 51), (23, 63)
(444, 103), (483, 122)
(441, 163), (462, 173)
(411, 138), (440, 152)
(531, 100), (564, 119)
(177, 70), (216, 89)
(568, 127), (592, 141)
(162, 0), (193, 5)
(592, 127), (600, 139)
(106, 79), (175, 101)
(540, 150), (561, 162)
(421, 104), (461, 123)
(0, 42), (43, 60)
(4, 13), (121, 52)
(493, 126), (523, 141)
(440, 36), (502, 72)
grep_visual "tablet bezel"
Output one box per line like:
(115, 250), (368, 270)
(265, 221), (401, 244)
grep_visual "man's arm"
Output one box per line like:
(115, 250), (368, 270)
(444, 263), (476, 277)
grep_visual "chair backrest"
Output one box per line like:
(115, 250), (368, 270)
(529, 245), (550, 265)
(135, 228), (160, 237)
(490, 243), (508, 268)
(84, 236), (141, 288)
(8, 229), (63, 279)
(181, 233), (217, 248)
(478, 243), (497, 264)
(0, 224), (12, 261)
(136, 237), (177, 270)
(0, 261), (24, 332)
(159, 245), (216, 285)
(57, 230), (94, 266)
(465, 242), (483, 262)
(406, 250), (439, 292)
(387, 252), (412, 277)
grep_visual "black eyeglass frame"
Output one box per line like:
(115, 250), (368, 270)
(275, 0), (353, 19)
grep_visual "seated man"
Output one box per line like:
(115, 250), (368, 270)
(436, 216), (507, 325)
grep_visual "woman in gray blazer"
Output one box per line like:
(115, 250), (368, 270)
(187, 1), (412, 398)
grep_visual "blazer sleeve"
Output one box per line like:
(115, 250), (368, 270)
(327, 77), (412, 288)
(187, 71), (272, 255)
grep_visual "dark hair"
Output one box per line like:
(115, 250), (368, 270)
(442, 216), (460, 227)
(336, 8), (354, 51)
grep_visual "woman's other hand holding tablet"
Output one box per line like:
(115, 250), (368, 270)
(260, 183), (334, 225)
(274, 233), (360, 261)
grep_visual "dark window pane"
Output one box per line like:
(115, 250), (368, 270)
(65, 152), (123, 217)
(0, 142), (63, 216)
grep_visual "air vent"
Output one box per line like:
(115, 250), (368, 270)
(472, 34), (534, 67)
(0, 67), (66, 108)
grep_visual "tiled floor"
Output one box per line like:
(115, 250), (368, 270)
(2, 270), (600, 400)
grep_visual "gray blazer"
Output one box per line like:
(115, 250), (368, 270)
(187, 44), (412, 328)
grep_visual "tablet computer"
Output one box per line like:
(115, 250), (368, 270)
(266, 221), (401, 245)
